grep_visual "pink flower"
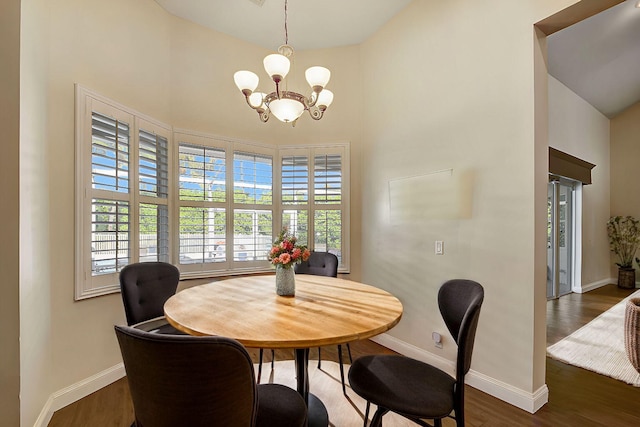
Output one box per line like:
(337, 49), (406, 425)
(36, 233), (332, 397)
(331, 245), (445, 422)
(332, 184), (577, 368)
(279, 253), (291, 265)
(268, 228), (310, 268)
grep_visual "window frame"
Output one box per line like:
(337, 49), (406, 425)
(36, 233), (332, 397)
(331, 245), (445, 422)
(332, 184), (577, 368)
(278, 145), (350, 273)
(75, 85), (173, 299)
(76, 87), (350, 299)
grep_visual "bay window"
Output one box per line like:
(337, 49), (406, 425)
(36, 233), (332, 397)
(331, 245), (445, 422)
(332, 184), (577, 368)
(76, 86), (349, 299)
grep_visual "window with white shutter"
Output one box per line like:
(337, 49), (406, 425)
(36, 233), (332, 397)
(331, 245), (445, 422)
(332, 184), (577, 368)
(76, 86), (350, 299)
(279, 147), (349, 271)
(138, 124), (170, 263)
(177, 140), (227, 270)
(233, 150), (273, 263)
(76, 86), (172, 299)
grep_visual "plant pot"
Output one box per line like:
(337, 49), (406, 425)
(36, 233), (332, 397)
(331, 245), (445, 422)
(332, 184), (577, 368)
(625, 298), (640, 373)
(618, 268), (636, 289)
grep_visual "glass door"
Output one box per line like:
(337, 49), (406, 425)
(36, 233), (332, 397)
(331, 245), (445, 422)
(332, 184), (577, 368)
(547, 178), (575, 299)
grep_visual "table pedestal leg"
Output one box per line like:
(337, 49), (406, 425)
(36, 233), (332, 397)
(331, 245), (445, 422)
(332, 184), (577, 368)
(295, 348), (329, 427)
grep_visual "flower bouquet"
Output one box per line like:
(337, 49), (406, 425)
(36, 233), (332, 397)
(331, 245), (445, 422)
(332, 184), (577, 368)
(268, 228), (310, 296)
(268, 228), (311, 269)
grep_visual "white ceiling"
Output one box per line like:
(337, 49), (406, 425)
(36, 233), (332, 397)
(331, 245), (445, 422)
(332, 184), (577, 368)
(155, 0), (640, 119)
(548, 0), (640, 118)
(154, 0), (412, 51)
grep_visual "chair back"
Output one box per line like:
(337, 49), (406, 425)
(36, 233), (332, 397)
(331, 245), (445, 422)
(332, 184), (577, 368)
(119, 262), (180, 326)
(438, 279), (484, 379)
(115, 325), (258, 427)
(294, 251), (338, 277)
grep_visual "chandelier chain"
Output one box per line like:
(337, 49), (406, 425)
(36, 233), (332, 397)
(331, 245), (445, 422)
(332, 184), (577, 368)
(284, 0), (289, 45)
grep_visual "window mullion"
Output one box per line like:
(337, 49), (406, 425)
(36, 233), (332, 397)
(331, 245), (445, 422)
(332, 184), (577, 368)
(129, 118), (140, 263)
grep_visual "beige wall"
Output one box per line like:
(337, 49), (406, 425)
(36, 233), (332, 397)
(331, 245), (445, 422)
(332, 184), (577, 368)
(611, 101), (640, 276)
(1, 0), (21, 425)
(44, 1), (175, 413)
(17, 0), (363, 423)
(20, 0), (54, 425)
(548, 75), (611, 289)
(360, 0), (576, 399)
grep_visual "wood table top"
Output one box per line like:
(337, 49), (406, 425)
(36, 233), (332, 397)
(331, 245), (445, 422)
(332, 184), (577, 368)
(164, 275), (403, 349)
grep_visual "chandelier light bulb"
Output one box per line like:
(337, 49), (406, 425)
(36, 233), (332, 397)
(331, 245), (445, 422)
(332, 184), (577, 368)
(269, 98), (305, 123)
(248, 92), (265, 109)
(305, 66), (331, 92)
(316, 89), (334, 110)
(263, 54), (290, 82)
(234, 71), (259, 95)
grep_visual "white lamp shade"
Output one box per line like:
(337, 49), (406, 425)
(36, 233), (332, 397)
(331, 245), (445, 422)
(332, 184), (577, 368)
(234, 71), (259, 93)
(305, 66), (331, 89)
(316, 89), (334, 109)
(269, 99), (305, 122)
(263, 54), (290, 81)
(248, 92), (265, 108)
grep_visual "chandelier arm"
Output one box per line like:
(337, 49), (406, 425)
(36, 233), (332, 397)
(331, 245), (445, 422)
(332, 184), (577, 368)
(306, 92), (318, 109)
(308, 108), (323, 121)
(259, 110), (270, 123)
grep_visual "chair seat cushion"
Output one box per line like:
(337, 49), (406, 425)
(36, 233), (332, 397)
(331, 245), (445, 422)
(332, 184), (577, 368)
(255, 384), (307, 427)
(131, 317), (187, 335)
(348, 355), (456, 419)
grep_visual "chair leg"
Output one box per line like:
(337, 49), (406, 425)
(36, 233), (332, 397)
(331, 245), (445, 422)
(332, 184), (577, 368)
(258, 348), (264, 383)
(346, 342), (353, 363)
(363, 401), (371, 427)
(317, 347), (322, 369)
(370, 407), (389, 427)
(270, 349), (275, 369)
(338, 344), (346, 395)
(434, 419), (442, 427)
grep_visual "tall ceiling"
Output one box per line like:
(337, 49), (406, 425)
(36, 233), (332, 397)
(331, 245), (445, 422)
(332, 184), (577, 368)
(548, 0), (640, 118)
(154, 0), (412, 51)
(155, 0), (640, 119)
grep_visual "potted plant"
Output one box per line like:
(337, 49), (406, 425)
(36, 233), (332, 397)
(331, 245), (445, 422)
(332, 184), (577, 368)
(607, 215), (640, 288)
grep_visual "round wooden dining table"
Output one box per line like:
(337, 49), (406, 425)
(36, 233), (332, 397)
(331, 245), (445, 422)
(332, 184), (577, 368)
(164, 274), (403, 427)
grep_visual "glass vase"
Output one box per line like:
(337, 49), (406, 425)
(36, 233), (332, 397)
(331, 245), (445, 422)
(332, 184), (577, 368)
(275, 265), (295, 296)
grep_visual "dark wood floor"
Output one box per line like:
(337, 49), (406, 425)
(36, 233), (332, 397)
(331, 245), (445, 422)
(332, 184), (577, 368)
(49, 284), (640, 427)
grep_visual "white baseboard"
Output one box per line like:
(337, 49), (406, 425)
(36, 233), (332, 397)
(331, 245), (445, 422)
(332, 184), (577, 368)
(371, 333), (548, 414)
(34, 363), (125, 427)
(578, 277), (640, 294)
(578, 278), (614, 293)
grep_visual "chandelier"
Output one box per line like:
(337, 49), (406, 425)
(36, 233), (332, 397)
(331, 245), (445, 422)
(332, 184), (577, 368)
(233, 0), (333, 126)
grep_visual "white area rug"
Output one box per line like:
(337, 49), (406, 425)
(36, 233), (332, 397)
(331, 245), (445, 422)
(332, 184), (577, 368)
(256, 360), (455, 426)
(547, 289), (640, 386)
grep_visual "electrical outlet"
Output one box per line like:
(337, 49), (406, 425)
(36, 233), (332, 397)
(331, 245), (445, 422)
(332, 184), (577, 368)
(432, 331), (443, 349)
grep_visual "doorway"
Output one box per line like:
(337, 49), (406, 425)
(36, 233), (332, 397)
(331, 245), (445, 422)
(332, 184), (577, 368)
(547, 177), (578, 299)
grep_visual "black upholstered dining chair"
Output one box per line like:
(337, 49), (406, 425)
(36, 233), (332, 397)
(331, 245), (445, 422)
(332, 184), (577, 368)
(115, 325), (307, 427)
(119, 262), (184, 334)
(348, 279), (484, 427)
(294, 251), (352, 394)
